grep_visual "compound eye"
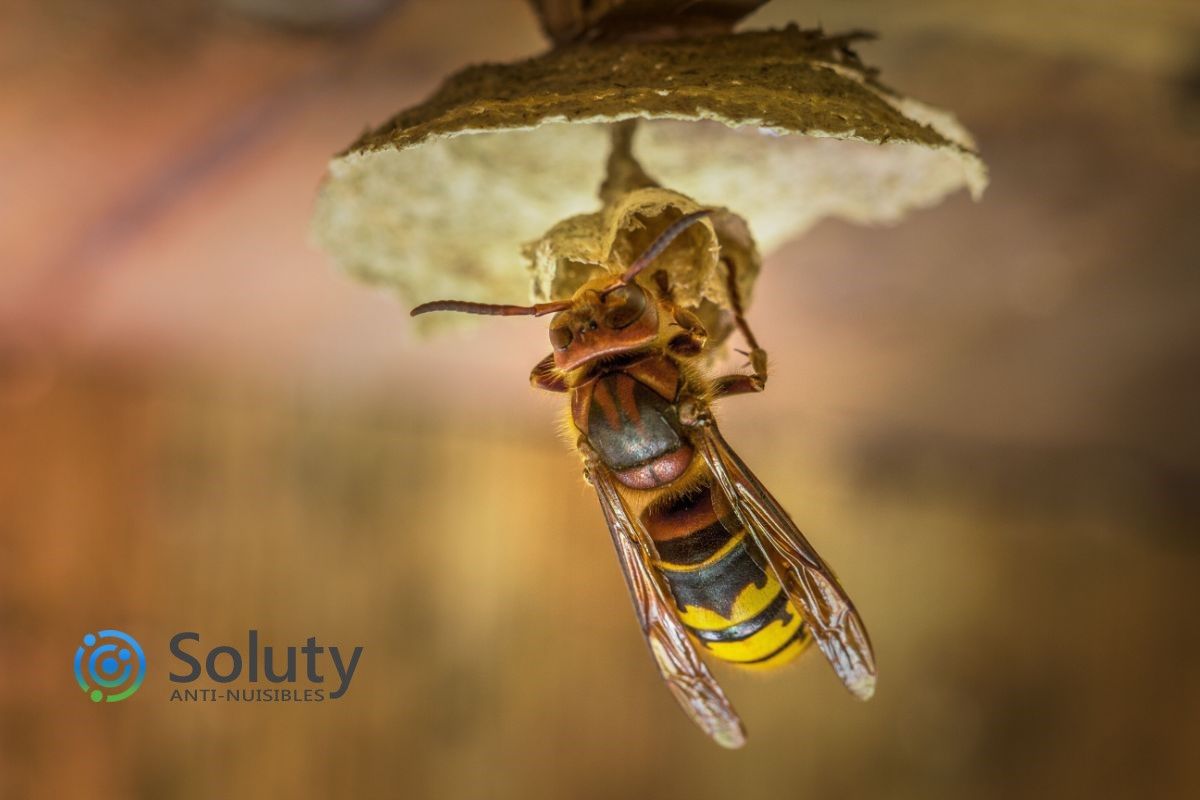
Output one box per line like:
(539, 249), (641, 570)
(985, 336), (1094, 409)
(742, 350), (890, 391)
(549, 325), (573, 351)
(602, 284), (647, 329)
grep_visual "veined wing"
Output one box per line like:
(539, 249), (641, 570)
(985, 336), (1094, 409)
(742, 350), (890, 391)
(695, 422), (877, 700)
(587, 459), (747, 748)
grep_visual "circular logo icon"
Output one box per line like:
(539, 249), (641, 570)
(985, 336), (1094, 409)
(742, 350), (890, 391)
(75, 630), (146, 703)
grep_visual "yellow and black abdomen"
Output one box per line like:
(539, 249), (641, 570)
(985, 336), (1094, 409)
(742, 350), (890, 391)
(643, 483), (811, 668)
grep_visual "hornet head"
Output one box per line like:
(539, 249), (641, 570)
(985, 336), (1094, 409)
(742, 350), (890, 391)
(411, 209), (712, 372)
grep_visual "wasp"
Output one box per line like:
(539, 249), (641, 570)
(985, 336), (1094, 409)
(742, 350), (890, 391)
(412, 210), (876, 747)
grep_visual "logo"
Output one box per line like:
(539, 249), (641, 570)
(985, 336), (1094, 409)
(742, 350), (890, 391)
(167, 630), (362, 703)
(75, 630), (146, 703)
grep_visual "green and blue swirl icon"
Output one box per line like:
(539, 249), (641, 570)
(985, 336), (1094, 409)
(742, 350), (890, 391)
(75, 630), (146, 703)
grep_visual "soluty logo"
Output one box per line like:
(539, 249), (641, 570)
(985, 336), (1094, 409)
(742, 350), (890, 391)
(75, 630), (146, 703)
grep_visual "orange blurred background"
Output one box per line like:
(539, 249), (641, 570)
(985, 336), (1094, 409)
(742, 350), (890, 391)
(2, 1), (1199, 798)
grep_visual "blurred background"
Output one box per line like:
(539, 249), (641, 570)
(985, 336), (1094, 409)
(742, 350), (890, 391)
(2, 1), (1199, 798)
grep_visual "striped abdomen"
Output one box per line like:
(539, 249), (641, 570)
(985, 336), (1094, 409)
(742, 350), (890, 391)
(643, 483), (811, 668)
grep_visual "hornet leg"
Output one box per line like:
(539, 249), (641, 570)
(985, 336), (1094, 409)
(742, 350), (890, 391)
(712, 257), (768, 398)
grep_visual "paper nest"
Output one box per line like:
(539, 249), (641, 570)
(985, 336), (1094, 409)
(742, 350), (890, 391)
(312, 26), (988, 332)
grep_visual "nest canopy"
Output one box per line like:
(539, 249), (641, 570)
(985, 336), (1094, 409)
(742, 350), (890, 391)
(312, 26), (987, 309)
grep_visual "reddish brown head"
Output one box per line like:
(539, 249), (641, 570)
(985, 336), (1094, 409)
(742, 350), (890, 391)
(411, 210), (711, 371)
(543, 277), (659, 371)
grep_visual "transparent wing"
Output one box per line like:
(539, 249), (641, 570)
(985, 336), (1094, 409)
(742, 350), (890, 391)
(695, 422), (877, 700)
(587, 460), (747, 748)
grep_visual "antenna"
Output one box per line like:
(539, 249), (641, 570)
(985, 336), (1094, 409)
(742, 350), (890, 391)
(410, 299), (572, 318)
(620, 209), (713, 284)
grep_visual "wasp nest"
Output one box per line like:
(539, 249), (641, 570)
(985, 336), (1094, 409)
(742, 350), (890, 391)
(312, 25), (987, 332)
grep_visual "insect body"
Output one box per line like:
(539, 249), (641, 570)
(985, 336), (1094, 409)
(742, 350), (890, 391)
(573, 358), (810, 672)
(412, 211), (876, 748)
